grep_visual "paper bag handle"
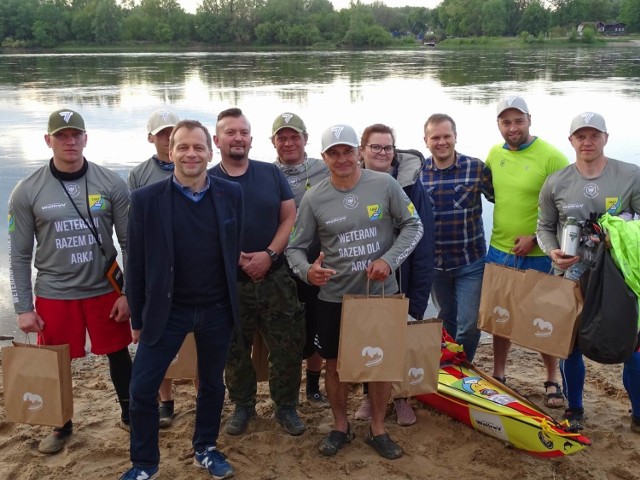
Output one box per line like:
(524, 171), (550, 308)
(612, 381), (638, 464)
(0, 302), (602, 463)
(365, 278), (385, 298)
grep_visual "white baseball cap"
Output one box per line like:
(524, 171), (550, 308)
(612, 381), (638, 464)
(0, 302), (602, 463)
(496, 95), (529, 117)
(569, 112), (607, 135)
(320, 124), (359, 153)
(147, 109), (180, 135)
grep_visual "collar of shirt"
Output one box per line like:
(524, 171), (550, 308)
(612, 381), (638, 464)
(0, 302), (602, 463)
(276, 153), (308, 176)
(172, 174), (210, 202)
(425, 152), (460, 172)
(153, 154), (175, 172)
(501, 136), (538, 151)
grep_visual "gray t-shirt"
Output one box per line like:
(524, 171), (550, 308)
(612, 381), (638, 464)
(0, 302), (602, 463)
(9, 161), (129, 312)
(127, 156), (173, 191)
(285, 169), (423, 303)
(275, 156), (329, 208)
(537, 158), (640, 253)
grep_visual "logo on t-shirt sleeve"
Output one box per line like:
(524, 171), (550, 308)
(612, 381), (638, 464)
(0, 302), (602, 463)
(407, 202), (419, 219)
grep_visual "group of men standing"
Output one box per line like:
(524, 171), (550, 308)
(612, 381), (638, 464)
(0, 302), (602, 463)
(8, 96), (640, 479)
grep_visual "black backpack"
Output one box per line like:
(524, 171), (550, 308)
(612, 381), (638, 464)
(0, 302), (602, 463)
(578, 239), (639, 364)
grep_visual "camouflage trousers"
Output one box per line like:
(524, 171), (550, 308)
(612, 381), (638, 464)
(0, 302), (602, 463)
(225, 267), (305, 408)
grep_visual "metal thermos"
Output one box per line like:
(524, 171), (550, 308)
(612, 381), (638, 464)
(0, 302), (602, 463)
(560, 217), (580, 257)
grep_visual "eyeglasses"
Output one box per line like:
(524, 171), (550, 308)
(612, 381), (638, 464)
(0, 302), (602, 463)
(367, 144), (395, 154)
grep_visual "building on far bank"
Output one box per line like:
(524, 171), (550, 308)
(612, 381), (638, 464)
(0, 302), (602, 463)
(578, 21), (625, 36)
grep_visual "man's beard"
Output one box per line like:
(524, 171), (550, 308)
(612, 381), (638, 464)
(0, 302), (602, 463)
(229, 151), (246, 161)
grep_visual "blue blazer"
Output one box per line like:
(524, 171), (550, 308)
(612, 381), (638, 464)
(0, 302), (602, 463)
(126, 175), (243, 345)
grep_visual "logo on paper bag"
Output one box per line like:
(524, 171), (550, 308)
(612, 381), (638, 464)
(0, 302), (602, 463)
(361, 346), (383, 367)
(493, 306), (510, 323)
(23, 392), (44, 411)
(408, 367), (424, 385)
(533, 318), (553, 337)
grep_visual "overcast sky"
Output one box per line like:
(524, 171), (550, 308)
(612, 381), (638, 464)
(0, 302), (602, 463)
(177, 0), (442, 13)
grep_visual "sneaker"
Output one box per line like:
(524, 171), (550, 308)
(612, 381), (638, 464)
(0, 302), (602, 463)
(562, 407), (585, 430)
(365, 430), (403, 460)
(631, 416), (640, 433)
(306, 391), (329, 407)
(274, 406), (306, 436)
(394, 398), (416, 426)
(117, 419), (131, 432)
(355, 395), (372, 421)
(159, 400), (175, 429)
(38, 424), (72, 454)
(224, 405), (256, 436)
(318, 426), (354, 456)
(119, 466), (159, 480)
(194, 446), (234, 479)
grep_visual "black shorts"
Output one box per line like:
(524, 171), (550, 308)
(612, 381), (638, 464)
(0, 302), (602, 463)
(315, 299), (342, 359)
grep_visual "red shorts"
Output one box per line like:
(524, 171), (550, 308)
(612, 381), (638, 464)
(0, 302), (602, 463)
(35, 291), (132, 359)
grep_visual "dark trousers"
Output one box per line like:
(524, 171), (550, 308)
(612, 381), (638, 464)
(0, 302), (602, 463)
(129, 302), (233, 468)
(225, 267), (305, 408)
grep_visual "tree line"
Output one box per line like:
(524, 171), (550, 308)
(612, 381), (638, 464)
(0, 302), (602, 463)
(0, 0), (638, 49)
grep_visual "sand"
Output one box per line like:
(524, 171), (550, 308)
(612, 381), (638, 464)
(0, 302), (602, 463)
(1, 338), (640, 480)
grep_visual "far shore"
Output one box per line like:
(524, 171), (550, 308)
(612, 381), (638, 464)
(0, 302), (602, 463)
(1, 35), (638, 55)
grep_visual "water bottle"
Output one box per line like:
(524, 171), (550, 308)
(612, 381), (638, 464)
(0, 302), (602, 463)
(560, 217), (580, 258)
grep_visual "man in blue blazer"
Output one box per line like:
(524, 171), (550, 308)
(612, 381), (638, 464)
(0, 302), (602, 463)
(121, 120), (243, 480)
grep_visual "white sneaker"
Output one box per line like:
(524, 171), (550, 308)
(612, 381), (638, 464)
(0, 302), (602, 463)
(355, 395), (372, 421)
(394, 398), (416, 426)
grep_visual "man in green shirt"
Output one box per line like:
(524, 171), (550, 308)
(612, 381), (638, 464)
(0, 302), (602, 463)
(485, 96), (569, 408)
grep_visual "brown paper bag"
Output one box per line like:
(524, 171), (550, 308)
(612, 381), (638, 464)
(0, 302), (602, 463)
(164, 333), (197, 379)
(2, 342), (73, 427)
(510, 269), (583, 359)
(392, 319), (442, 399)
(252, 332), (269, 382)
(337, 293), (409, 382)
(477, 262), (525, 338)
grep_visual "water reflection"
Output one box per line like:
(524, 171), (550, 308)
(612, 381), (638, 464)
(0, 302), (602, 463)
(0, 48), (639, 340)
(4, 49), (640, 101)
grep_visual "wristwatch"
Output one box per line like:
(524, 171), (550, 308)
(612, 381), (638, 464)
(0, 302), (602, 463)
(266, 248), (278, 263)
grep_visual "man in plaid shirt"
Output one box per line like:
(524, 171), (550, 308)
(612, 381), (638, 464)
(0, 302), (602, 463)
(420, 113), (494, 362)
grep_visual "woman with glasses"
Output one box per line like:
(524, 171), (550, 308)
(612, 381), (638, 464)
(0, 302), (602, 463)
(355, 123), (435, 427)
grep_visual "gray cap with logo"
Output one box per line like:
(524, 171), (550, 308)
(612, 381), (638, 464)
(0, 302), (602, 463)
(147, 109), (180, 135)
(569, 112), (607, 135)
(320, 124), (359, 153)
(496, 95), (529, 117)
(272, 113), (307, 136)
(47, 109), (86, 135)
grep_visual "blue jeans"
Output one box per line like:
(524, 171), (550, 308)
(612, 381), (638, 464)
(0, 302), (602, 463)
(486, 246), (552, 273)
(431, 257), (485, 362)
(129, 302), (233, 469)
(561, 345), (640, 416)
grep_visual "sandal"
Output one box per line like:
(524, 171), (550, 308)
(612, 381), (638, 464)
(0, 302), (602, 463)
(493, 376), (506, 385)
(318, 425), (354, 456)
(543, 381), (565, 409)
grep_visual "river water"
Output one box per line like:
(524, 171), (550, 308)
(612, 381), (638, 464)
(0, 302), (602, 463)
(1, 47), (639, 341)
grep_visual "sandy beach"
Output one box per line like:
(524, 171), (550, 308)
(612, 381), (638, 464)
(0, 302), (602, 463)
(1, 338), (639, 480)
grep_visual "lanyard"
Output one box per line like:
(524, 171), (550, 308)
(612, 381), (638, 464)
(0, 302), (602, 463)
(57, 173), (109, 260)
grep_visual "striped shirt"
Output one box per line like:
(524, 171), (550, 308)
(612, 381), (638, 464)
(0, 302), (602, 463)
(420, 152), (494, 270)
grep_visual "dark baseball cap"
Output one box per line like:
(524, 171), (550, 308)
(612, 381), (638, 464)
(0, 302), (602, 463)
(48, 109), (86, 135)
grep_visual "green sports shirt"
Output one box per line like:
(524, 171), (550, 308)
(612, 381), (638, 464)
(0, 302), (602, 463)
(486, 138), (568, 256)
